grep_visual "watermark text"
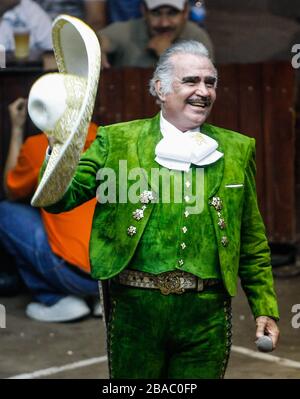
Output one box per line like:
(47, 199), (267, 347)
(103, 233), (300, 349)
(291, 304), (300, 328)
(96, 161), (204, 215)
(0, 304), (6, 328)
(291, 44), (300, 69)
(0, 45), (6, 69)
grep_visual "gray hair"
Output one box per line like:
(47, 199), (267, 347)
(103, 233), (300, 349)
(149, 40), (217, 98)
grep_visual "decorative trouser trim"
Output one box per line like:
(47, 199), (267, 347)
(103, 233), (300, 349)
(107, 297), (117, 379)
(220, 299), (233, 378)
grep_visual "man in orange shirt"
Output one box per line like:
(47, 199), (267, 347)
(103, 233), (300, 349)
(0, 98), (102, 322)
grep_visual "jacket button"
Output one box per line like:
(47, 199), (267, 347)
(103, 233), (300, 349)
(218, 218), (226, 230)
(132, 209), (144, 221)
(221, 236), (229, 247)
(127, 226), (137, 236)
(182, 226), (188, 234)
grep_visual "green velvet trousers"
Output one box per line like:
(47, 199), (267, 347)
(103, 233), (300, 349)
(107, 282), (232, 379)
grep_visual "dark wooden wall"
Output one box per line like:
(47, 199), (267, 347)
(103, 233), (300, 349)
(0, 63), (296, 243)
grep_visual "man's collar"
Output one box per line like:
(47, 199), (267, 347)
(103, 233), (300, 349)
(160, 112), (200, 139)
(156, 111), (223, 171)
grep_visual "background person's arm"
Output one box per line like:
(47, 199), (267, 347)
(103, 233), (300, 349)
(98, 21), (126, 69)
(84, 0), (107, 32)
(3, 98), (27, 198)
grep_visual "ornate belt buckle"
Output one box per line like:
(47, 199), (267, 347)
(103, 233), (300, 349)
(156, 271), (185, 295)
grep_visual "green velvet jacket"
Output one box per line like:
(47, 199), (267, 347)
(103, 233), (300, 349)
(45, 113), (279, 320)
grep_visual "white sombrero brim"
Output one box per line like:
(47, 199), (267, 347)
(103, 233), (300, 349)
(30, 15), (101, 207)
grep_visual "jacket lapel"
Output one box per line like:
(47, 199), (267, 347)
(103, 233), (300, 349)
(202, 123), (225, 198)
(137, 113), (162, 194)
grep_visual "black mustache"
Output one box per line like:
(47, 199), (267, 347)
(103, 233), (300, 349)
(154, 28), (175, 34)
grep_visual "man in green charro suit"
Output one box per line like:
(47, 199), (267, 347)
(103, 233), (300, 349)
(42, 40), (280, 378)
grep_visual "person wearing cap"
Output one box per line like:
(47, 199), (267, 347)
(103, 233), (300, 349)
(0, 98), (102, 322)
(99, 0), (214, 68)
(97, 0), (206, 27)
(40, 37), (279, 378)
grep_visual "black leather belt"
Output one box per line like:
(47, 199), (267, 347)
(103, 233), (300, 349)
(118, 269), (222, 295)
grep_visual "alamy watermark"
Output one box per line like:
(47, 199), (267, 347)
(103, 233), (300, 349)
(0, 45), (6, 69)
(291, 44), (300, 69)
(0, 304), (6, 328)
(96, 161), (205, 215)
(291, 304), (300, 329)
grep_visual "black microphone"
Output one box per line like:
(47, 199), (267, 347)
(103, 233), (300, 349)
(255, 335), (273, 352)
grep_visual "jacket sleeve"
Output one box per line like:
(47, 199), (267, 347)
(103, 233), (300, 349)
(43, 126), (109, 214)
(238, 139), (279, 320)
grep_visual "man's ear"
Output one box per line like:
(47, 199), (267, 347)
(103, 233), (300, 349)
(182, 1), (189, 20)
(155, 81), (166, 102)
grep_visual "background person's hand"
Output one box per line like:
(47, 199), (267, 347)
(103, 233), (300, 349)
(255, 315), (280, 350)
(101, 51), (111, 69)
(147, 32), (176, 57)
(98, 35), (111, 69)
(4, 97), (28, 196)
(8, 97), (27, 138)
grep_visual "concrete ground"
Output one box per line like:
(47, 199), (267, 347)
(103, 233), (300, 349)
(1, 267), (300, 379)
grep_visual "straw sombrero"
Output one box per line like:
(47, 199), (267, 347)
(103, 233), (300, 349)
(28, 15), (101, 207)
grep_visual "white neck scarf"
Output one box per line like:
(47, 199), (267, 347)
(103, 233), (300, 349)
(155, 112), (223, 172)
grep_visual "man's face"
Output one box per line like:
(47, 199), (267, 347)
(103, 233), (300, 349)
(143, 5), (188, 39)
(157, 53), (217, 131)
